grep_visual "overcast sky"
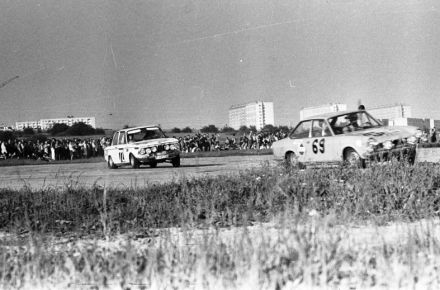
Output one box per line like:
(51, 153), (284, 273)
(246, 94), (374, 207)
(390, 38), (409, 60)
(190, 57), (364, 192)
(1, 0), (440, 129)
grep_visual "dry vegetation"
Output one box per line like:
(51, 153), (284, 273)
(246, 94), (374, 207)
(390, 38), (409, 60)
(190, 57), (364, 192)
(1, 161), (440, 289)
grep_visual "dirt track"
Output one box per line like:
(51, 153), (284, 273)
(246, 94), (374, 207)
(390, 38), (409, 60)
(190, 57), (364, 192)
(0, 155), (274, 190)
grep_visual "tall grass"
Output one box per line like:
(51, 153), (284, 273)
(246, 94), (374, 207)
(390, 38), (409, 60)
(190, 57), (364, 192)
(1, 161), (440, 288)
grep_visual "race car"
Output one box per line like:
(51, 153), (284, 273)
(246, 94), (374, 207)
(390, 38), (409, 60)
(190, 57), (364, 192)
(104, 125), (180, 169)
(272, 110), (422, 168)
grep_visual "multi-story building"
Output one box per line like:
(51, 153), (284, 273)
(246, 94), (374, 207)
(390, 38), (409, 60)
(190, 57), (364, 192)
(229, 101), (274, 130)
(15, 117), (96, 131)
(368, 104), (411, 120)
(300, 103), (347, 120)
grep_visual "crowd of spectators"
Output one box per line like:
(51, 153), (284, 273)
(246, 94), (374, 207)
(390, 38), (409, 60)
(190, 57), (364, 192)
(175, 131), (288, 153)
(0, 130), (288, 160)
(1, 126), (438, 160)
(0, 137), (110, 161)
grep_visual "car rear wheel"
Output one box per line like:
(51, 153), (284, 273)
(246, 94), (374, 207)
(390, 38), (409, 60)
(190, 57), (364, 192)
(108, 156), (117, 169)
(171, 156), (180, 167)
(344, 148), (365, 168)
(130, 154), (140, 169)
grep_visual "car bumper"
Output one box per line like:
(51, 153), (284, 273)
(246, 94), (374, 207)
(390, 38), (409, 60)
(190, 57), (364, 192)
(137, 150), (180, 163)
(366, 144), (416, 162)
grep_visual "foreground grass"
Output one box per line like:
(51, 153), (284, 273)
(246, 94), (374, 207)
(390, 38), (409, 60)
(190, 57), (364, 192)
(1, 161), (440, 289)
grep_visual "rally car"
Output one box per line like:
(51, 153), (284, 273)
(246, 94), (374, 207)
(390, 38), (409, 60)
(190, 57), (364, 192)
(272, 110), (422, 168)
(104, 125), (180, 169)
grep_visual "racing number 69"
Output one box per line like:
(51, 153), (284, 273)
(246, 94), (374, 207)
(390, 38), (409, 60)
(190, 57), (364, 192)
(312, 138), (325, 154)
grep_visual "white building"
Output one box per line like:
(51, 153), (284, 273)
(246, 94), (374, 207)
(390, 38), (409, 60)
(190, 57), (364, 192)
(15, 117), (96, 131)
(367, 104), (411, 120)
(229, 101), (274, 130)
(300, 103), (347, 120)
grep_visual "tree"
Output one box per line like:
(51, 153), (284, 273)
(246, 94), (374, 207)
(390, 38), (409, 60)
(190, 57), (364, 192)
(221, 126), (235, 133)
(262, 124), (276, 133)
(0, 131), (15, 142)
(95, 128), (105, 134)
(181, 126), (192, 133)
(249, 126), (257, 133)
(200, 124), (219, 133)
(238, 125), (249, 134)
(171, 127), (181, 133)
(277, 125), (290, 132)
(49, 123), (70, 136)
(23, 127), (35, 135)
(65, 122), (95, 136)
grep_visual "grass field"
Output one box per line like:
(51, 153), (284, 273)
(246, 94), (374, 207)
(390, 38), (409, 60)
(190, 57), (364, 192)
(1, 161), (440, 289)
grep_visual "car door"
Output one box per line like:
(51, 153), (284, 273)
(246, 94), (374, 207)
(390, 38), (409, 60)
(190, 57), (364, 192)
(116, 131), (127, 164)
(107, 132), (119, 164)
(310, 119), (335, 163)
(288, 120), (312, 163)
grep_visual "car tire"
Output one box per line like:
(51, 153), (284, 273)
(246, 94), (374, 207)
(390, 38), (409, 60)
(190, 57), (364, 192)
(286, 152), (302, 169)
(344, 148), (365, 168)
(150, 161), (157, 168)
(108, 156), (117, 169)
(171, 156), (180, 167)
(130, 154), (140, 169)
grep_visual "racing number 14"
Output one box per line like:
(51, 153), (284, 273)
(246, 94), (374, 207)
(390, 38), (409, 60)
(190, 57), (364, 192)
(119, 152), (125, 162)
(312, 139), (325, 154)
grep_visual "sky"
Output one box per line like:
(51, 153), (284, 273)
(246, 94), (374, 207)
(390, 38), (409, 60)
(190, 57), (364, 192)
(1, 0), (440, 129)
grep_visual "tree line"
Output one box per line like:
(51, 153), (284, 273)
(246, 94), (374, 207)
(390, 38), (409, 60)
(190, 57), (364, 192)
(0, 122), (105, 143)
(169, 124), (291, 134)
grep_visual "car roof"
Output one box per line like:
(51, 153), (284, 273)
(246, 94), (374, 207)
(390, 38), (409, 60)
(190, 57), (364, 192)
(117, 125), (160, 133)
(302, 110), (364, 121)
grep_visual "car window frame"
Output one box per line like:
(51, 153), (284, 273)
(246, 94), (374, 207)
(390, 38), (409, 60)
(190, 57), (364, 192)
(118, 131), (126, 145)
(289, 120), (312, 139)
(112, 132), (119, 146)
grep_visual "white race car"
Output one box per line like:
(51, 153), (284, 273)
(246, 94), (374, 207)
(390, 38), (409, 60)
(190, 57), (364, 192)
(104, 125), (180, 169)
(272, 110), (422, 168)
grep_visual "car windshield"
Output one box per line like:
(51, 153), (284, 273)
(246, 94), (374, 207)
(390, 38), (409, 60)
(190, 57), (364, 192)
(327, 111), (382, 135)
(127, 127), (166, 142)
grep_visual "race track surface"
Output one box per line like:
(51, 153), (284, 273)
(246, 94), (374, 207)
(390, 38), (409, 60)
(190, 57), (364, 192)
(0, 155), (274, 190)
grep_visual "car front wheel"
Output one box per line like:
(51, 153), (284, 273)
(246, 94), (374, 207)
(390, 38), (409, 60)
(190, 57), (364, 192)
(108, 156), (117, 169)
(130, 154), (140, 169)
(171, 156), (180, 167)
(286, 152), (302, 169)
(344, 148), (365, 168)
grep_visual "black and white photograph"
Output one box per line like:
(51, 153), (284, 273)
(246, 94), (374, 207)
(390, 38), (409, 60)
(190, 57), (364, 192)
(1, 0), (440, 289)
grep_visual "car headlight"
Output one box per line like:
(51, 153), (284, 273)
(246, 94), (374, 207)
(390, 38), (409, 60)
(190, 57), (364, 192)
(170, 144), (176, 150)
(164, 144), (170, 150)
(152, 146), (157, 153)
(407, 136), (417, 144)
(367, 137), (379, 152)
(383, 140), (394, 150)
(139, 148), (146, 155)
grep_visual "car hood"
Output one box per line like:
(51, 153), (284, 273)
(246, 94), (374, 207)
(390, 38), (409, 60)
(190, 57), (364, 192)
(346, 126), (419, 140)
(133, 138), (178, 146)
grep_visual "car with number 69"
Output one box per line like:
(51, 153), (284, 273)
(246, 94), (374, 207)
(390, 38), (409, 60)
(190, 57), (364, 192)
(104, 125), (180, 169)
(272, 110), (422, 168)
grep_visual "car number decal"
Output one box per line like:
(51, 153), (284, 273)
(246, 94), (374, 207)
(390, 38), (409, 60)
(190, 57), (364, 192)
(312, 138), (325, 154)
(119, 152), (125, 162)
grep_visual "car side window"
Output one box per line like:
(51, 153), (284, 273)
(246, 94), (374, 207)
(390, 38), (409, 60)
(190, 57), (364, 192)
(112, 132), (119, 145)
(118, 132), (126, 145)
(290, 121), (311, 139)
(311, 120), (323, 137)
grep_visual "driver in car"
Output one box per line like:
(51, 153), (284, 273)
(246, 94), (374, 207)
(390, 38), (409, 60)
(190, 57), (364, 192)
(343, 114), (360, 133)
